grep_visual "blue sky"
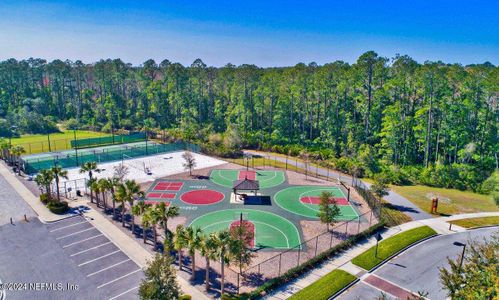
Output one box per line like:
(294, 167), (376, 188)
(0, 0), (498, 66)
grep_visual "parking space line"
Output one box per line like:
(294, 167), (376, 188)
(56, 227), (96, 240)
(70, 241), (112, 257)
(87, 259), (131, 277)
(62, 234), (103, 248)
(108, 286), (139, 300)
(78, 250), (121, 266)
(49, 221), (87, 232)
(97, 269), (142, 289)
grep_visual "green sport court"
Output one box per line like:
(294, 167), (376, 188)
(210, 169), (286, 189)
(274, 186), (359, 220)
(189, 209), (301, 249)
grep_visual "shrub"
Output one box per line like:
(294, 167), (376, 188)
(179, 295), (192, 300)
(47, 201), (69, 214)
(39, 193), (51, 204)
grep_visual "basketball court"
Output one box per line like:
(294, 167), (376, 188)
(210, 169), (286, 189)
(189, 209), (301, 249)
(274, 186), (359, 220)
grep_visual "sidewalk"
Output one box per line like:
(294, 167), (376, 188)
(0, 163), (64, 222)
(264, 212), (499, 299)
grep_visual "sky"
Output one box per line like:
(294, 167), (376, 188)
(0, 0), (498, 67)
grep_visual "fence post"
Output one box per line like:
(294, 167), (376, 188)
(278, 253), (282, 276)
(345, 221), (349, 236)
(330, 230), (334, 248)
(327, 168), (329, 180)
(237, 273), (240, 294)
(297, 246), (301, 267)
(369, 210), (373, 226)
(258, 263), (260, 274)
(285, 155), (288, 170)
(357, 217), (361, 234)
(316, 164), (318, 177)
(314, 236), (318, 256)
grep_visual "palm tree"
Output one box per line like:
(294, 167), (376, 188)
(79, 162), (99, 203)
(90, 180), (101, 207)
(148, 206), (161, 250)
(106, 177), (120, 219)
(97, 178), (111, 210)
(116, 179), (143, 230)
(141, 207), (153, 244)
(50, 165), (68, 201)
(184, 226), (202, 281)
(34, 169), (54, 197)
(174, 225), (187, 271)
(114, 184), (127, 227)
(216, 230), (234, 295)
(11, 145), (25, 174)
(132, 201), (150, 239)
(156, 203), (180, 250)
(0, 139), (10, 161)
(200, 233), (219, 291)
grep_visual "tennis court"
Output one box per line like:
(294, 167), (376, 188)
(210, 169), (286, 189)
(21, 141), (195, 174)
(274, 186), (359, 220)
(189, 209), (301, 249)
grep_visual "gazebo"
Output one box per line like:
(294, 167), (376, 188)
(232, 177), (260, 197)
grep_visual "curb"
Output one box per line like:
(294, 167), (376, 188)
(328, 277), (360, 300)
(331, 233), (439, 299)
(467, 224), (499, 230)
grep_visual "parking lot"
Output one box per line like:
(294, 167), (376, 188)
(46, 216), (144, 299)
(0, 215), (143, 300)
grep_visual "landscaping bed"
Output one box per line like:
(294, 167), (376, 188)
(288, 269), (356, 300)
(352, 225), (437, 271)
(449, 216), (499, 228)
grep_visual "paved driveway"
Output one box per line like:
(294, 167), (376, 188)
(339, 227), (497, 299)
(0, 216), (144, 300)
(0, 172), (36, 226)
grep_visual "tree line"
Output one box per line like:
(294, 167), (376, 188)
(0, 52), (497, 191)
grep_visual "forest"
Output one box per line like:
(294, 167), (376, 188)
(0, 51), (497, 192)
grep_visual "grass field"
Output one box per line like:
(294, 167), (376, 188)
(449, 216), (499, 228)
(352, 226), (437, 271)
(10, 130), (110, 154)
(390, 185), (498, 216)
(288, 269), (356, 300)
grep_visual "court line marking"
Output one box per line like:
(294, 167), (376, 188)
(108, 286), (139, 300)
(70, 241), (113, 257)
(56, 227), (96, 240)
(49, 221), (87, 232)
(190, 209), (300, 248)
(274, 186), (359, 219)
(62, 234), (104, 248)
(87, 259), (131, 277)
(78, 250), (121, 266)
(97, 269), (142, 289)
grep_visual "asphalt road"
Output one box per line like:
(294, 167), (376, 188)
(243, 150), (432, 220)
(0, 216), (144, 300)
(0, 172), (36, 226)
(339, 226), (498, 300)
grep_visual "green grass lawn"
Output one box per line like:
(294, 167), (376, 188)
(288, 269), (356, 300)
(352, 226), (437, 271)
(390, 184), (498, 216)
(449, 216), (499, 228)
(9, 130), (109, 154)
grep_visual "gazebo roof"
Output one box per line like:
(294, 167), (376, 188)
(233, 178), (260, 190)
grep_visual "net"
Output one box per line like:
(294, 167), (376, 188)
(122, 154), (146, 173)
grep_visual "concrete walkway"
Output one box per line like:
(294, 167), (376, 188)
(0, 163), (64, 222)
(243, 150), (433, 220)
(263, 212), (499, 300)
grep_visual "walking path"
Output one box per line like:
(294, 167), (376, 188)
(243, 150), (433, 220)
(263, 212), (499, 299)
(0, 163), (209, 300)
